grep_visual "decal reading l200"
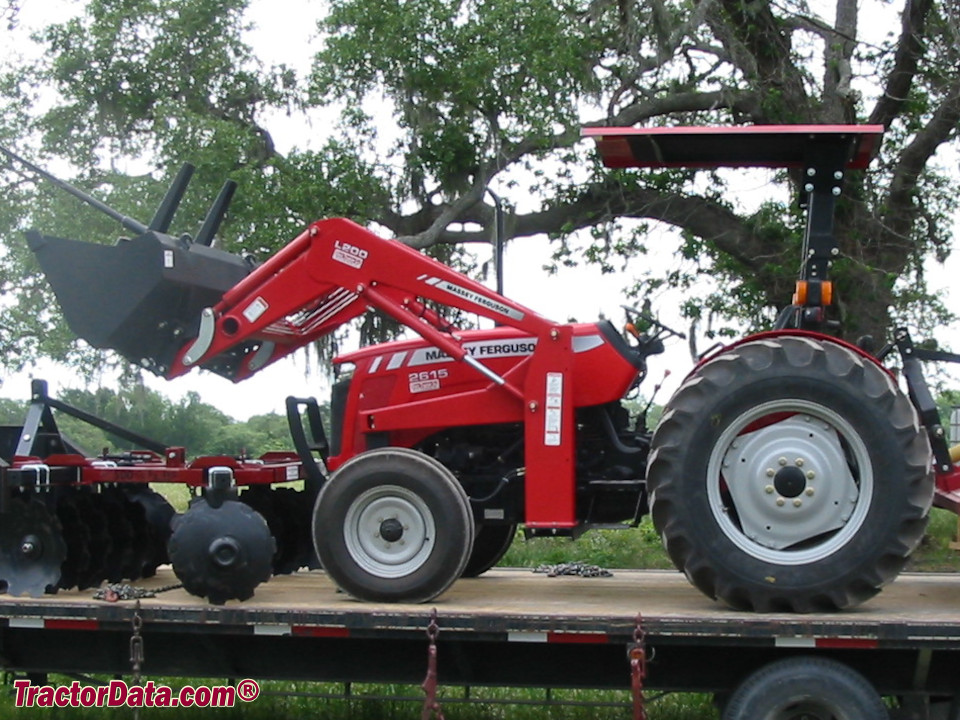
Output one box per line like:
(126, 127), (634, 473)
(332, 240), (368, 269)
(407, 338), (538, 367)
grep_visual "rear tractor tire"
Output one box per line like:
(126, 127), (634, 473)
(313, 447), (474, 603)
(647, 335), (933, 612)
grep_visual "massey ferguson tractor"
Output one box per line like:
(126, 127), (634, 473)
(1, 125), (958, 611)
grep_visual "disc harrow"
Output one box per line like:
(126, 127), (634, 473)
(0, 379), (312, 604)
(238, 486), (319, 576)
(168, 495), (275, 605)
(0, 496), (67, 597)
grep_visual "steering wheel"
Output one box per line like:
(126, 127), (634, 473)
(621, 304), (686, 342)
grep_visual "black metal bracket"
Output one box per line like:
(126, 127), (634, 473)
(285, 396), (328, 495)
(15, 379), (168, 457)
(799, 137), (851, 283)
(893, 328), (953, 474)
(776, 134), (862, 333)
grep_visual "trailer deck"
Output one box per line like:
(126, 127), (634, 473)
(1, 568), (958, 699)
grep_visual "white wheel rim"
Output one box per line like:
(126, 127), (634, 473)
(342, 484), (436, 578)
(706, 399), (873, 565)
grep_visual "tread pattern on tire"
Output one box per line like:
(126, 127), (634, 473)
(647, 335), (933, 612)
(722, 656), (887, 720)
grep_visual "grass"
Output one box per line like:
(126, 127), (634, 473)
(501, 517), (674, 570)
(0, 677), (718, 719)
(908, 507), (960, 571)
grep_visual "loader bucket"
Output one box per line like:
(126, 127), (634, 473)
(27, 230), (252, 375)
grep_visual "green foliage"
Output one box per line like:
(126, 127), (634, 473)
(908, 508), (960, 573)
(0, 396), (25, 423)
(502, 518), (674, 570)
(2, 0), (960, 375)
(0, 383), (314, 459)
(0, 675), (718, 719)
(315, 0), (602, 198)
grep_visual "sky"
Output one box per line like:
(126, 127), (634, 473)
(1, 0), (959, 422)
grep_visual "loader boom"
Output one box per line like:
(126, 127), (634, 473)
(171, 217), (555, 387)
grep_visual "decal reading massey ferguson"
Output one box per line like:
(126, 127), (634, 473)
(406, 338), (538, 367)
(332, 240), (368, 269)
(423, 276), (525, 321)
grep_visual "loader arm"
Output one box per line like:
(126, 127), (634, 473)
(171, 217), (555, 393)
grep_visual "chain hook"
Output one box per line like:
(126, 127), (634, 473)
(129, 600), (145, 720)
(630, 612), (647, 720)
(420, 608), (445, 720)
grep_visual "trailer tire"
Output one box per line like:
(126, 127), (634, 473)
(648, 335), (932, 611)
(462, 523), (516, 578)
(722, 656), (887, 720)
(314, 447), (474, 603)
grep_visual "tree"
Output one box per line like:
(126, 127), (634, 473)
(1, 0), (958, 376)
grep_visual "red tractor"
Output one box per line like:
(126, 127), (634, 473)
(3, 125), (957, 611)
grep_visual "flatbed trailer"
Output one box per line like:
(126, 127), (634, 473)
(0, 567), (958, 718)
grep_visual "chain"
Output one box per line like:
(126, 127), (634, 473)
(130, 600), (145, 720)
(94, 583), (183, 602)
(420, 609), (445, 720)
(630, 612), (647, 720)
(533, 561), (613, 578)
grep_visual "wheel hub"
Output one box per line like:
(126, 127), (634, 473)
(719, 413), (862, 554)
(208, 536), (242, 568)
(19, 535), (42, 560)
(379, 518), (404, 543)
(344, 485), (436, 578)
(773, 465), (806, 498)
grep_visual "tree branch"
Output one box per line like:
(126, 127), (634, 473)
(384, 87), (760, 248)
(709, 0), (811, 121)
(868, 0), (934, 128)
(881, 80), (960, 247)
(410, 180), (777, 274)
(822, 0), (858, 123)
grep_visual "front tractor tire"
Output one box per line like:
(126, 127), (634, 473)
(647, 335), (933, 612)
(313, 447), (475, 603)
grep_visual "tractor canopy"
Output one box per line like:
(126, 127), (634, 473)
(583, 124), (883, 169)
